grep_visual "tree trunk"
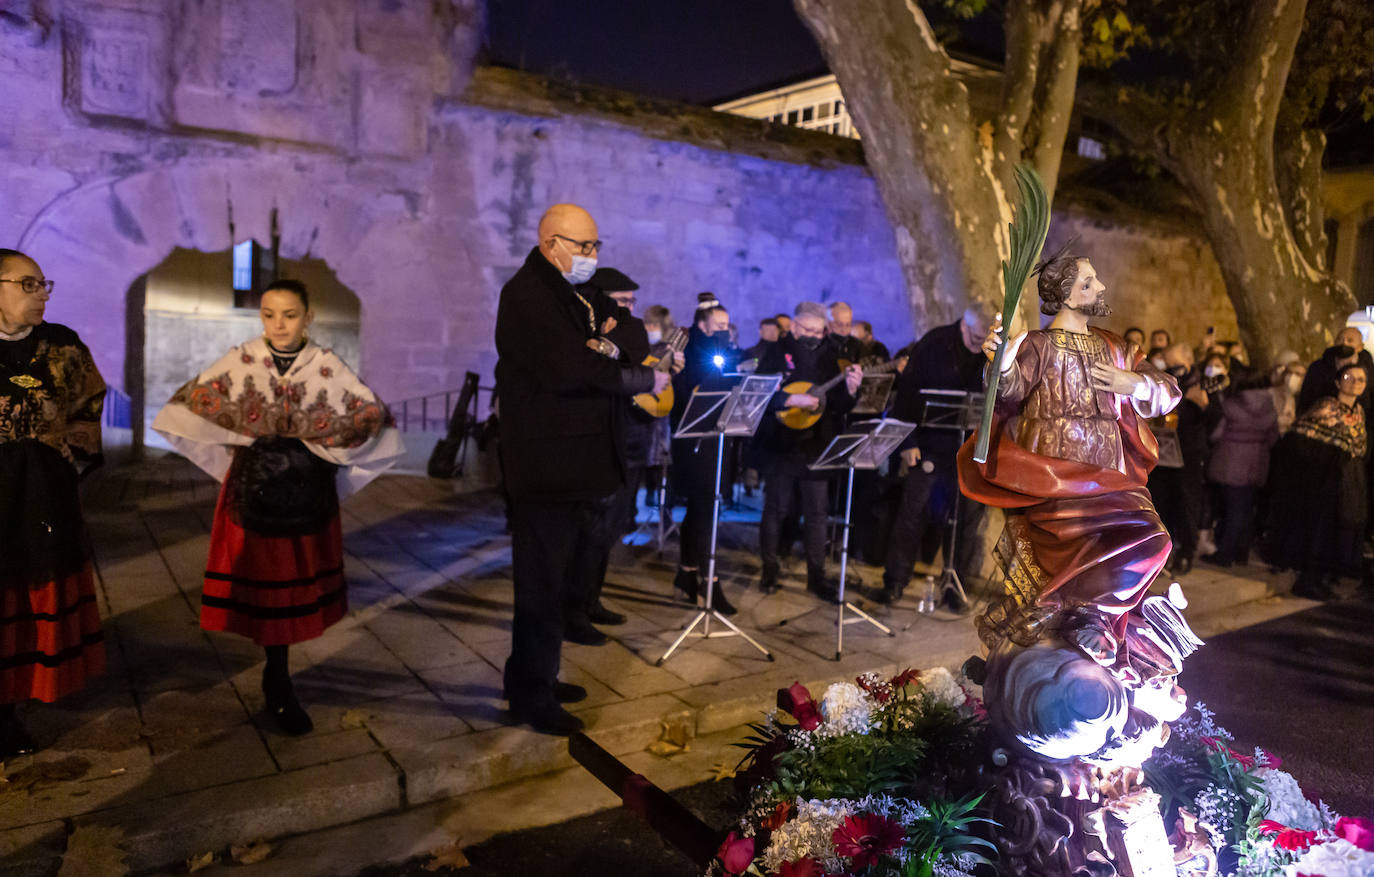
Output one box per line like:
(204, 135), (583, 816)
(792, 0), (1083, 333)
(793, 0), (1007, 330)
(1165, 125), (1353, 365)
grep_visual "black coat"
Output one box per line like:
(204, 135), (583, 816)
(754, 334), (857, 469)
(495, 248), (654, 501)
(889, 321), (986, 460)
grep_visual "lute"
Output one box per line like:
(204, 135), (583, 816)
(776, 358), (902, 430)
(632, 327), (688, 418)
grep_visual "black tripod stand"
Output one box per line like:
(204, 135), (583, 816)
(910, 389), (985, 616)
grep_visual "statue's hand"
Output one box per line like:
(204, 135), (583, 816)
(1090, 362), (1148, 398)
(1071, 622), (1119, 667)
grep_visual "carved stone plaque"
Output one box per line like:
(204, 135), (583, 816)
(80, 28), (150, 119)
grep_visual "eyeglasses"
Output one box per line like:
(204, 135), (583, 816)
(0, 277), (54, 295)
(552, 234), (603, 256)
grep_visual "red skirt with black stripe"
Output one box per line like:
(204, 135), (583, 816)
(1, 567), (105, 704)
(201, 482), (347, 645)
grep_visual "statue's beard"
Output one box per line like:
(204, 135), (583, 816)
(1068, 296), (1111, 317)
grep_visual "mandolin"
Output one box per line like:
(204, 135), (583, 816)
(776, 358), (902, 430)
(632, 327), (689, 418)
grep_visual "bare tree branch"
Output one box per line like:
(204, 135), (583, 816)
(1026, 0), (1083, 202)
(1210, 0), (1311, 143)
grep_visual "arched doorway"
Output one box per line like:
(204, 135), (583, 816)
(130, 247), (361, 453)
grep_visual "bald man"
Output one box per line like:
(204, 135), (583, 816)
(828, 301), (861, 362)
(495, 203), (670, 735)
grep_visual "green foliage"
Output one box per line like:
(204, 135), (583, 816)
(904, 794), (1000, 874)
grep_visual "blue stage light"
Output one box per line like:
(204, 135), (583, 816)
(713, 354), (725, 368)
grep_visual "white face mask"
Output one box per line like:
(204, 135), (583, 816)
(1150, 356), (1167, 371)
(647, 329), (662, 345)
(562, 254), (597, 286)
(1205, 365), (1224, 378)
(1286, 374), (1303, 393)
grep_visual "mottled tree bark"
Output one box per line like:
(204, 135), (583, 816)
(792, 0), (1081, 331)
(1086, 0), (1353, 365)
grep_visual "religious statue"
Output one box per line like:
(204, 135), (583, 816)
(958, 247), (1210, 877)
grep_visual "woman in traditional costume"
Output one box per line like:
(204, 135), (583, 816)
(153, 280), (403, 735)
(1266, 363), (1368, 600)
(0, 248), (107, 758)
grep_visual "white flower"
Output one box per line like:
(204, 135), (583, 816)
(818, 682), (876, 737)
(1285, 838), (1374, 877)
(760, 794), (931, 874)
(1257, 769), (1325, 831)
(921, 667), (968, 710)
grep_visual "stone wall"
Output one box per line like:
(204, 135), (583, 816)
(0, 0), (1237, 443)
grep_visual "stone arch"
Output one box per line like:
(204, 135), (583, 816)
(16, 159), (465, 406)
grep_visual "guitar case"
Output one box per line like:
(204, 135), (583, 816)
(427, 371), (481, 479)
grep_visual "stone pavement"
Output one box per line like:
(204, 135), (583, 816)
(0, 454), (1313, 876)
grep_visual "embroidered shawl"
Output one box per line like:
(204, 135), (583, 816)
(152, 337), (404, 494)
(0, 322), (105, 464)
(1292, 396), (1367, 459)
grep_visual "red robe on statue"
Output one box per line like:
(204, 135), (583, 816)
(958, 327), (1180, 648)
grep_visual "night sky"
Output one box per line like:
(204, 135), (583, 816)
(483, 0), (827, 105)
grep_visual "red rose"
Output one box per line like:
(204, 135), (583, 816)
(1258, 820), (1319, 852)
(319, 366), (332, 378)
(778, 683), (821, 731)
(832, 813), (905, 869)
(890, 668), (920, 689)
(762, 800), (792, 831)
(241, 352), (252, 363)
(715, 832), (755, 875)
(779, 857), (822, 877)
(1334, 816), (1374, 851)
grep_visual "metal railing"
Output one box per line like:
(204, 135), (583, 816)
(103, 387), (133, 430)
(390, 382), (495, 434)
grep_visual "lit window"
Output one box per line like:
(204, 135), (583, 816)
(1077, 136), (1106, 160)
(802, 106), (814, 122)
(787, 110), (799, 125)
(818, 102), (831, 119)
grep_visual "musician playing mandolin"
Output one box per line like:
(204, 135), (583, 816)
(753, 302), (862, 602)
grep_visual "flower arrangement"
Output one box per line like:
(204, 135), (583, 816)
(1144, 703), (1374, 877)
(709, 668), (994, 877)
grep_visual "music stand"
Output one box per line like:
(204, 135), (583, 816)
(657, 374), (782, 666)
(810, 418), (914, 659)
(912, 389), (985, 614)
(851, 374), (896, 417)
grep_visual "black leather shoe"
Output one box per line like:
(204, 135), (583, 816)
(758, 567), (780, 594)
(587, 605), (627, 626)
(553, 681), (588, 703)
(1199, 553), (1230, 568)
(1292, 576), (1333, 601)
(868, 585), (898, 605)
(564, 624), (609, 646)
(807, 579), (841, 605)
(0, 716), (37, 759)
(673, 568), (699, 603)
(262, 675), (313, 736)
(506, 681), (588, 704)
(510, 700), (585, 736)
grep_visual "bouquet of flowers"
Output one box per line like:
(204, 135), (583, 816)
(709, 668), (995, 877)
(1145, 704), (1374, 877)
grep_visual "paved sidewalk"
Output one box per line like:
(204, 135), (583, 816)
(0, 454), (1312, 875)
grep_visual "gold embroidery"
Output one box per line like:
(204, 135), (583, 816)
(8, 374), (40, 389)
(1046, 328), (1107, 356)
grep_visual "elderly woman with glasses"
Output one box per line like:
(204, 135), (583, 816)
(0, 247), (107, 758)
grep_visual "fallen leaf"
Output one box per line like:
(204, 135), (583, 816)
(424, 841), (471, 872)
(709, 760), (738, 782)
(646, 718), (693, 757)
(340, 708), (372, 730)
(230, 840), (273, 865)
(186, 850), (216, 873)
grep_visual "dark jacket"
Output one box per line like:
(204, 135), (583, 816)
(889, 321), (986, 460)
(494, 248), (654, 500)
(670, 326), (742, 431)
(754, 334), (857, 469)
(599, 306), (654, 468)
(1298, 345), (1374, 419)
(1208, 386), (1279, 487)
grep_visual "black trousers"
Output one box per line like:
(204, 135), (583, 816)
(505, 496), (603, 706)
(674, 439), (720, 570)
(882, 458), (986, 592)
(1213, 484), (1258, 564)
(1149, 464), (1204, 561)
(760, 462), (830, 580)
(565, 493), (620, 622)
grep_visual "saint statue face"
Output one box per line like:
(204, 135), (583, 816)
(1066, 260), (1111, 317)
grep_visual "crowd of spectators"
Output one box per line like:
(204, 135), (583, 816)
(1138, 321), (1372, 600)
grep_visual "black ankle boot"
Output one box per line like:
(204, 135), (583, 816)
(705, 579), (737, 616)
(0, 707), (37, 759)
(262, 670), (313, 736)
(674, 568), (699, 602)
